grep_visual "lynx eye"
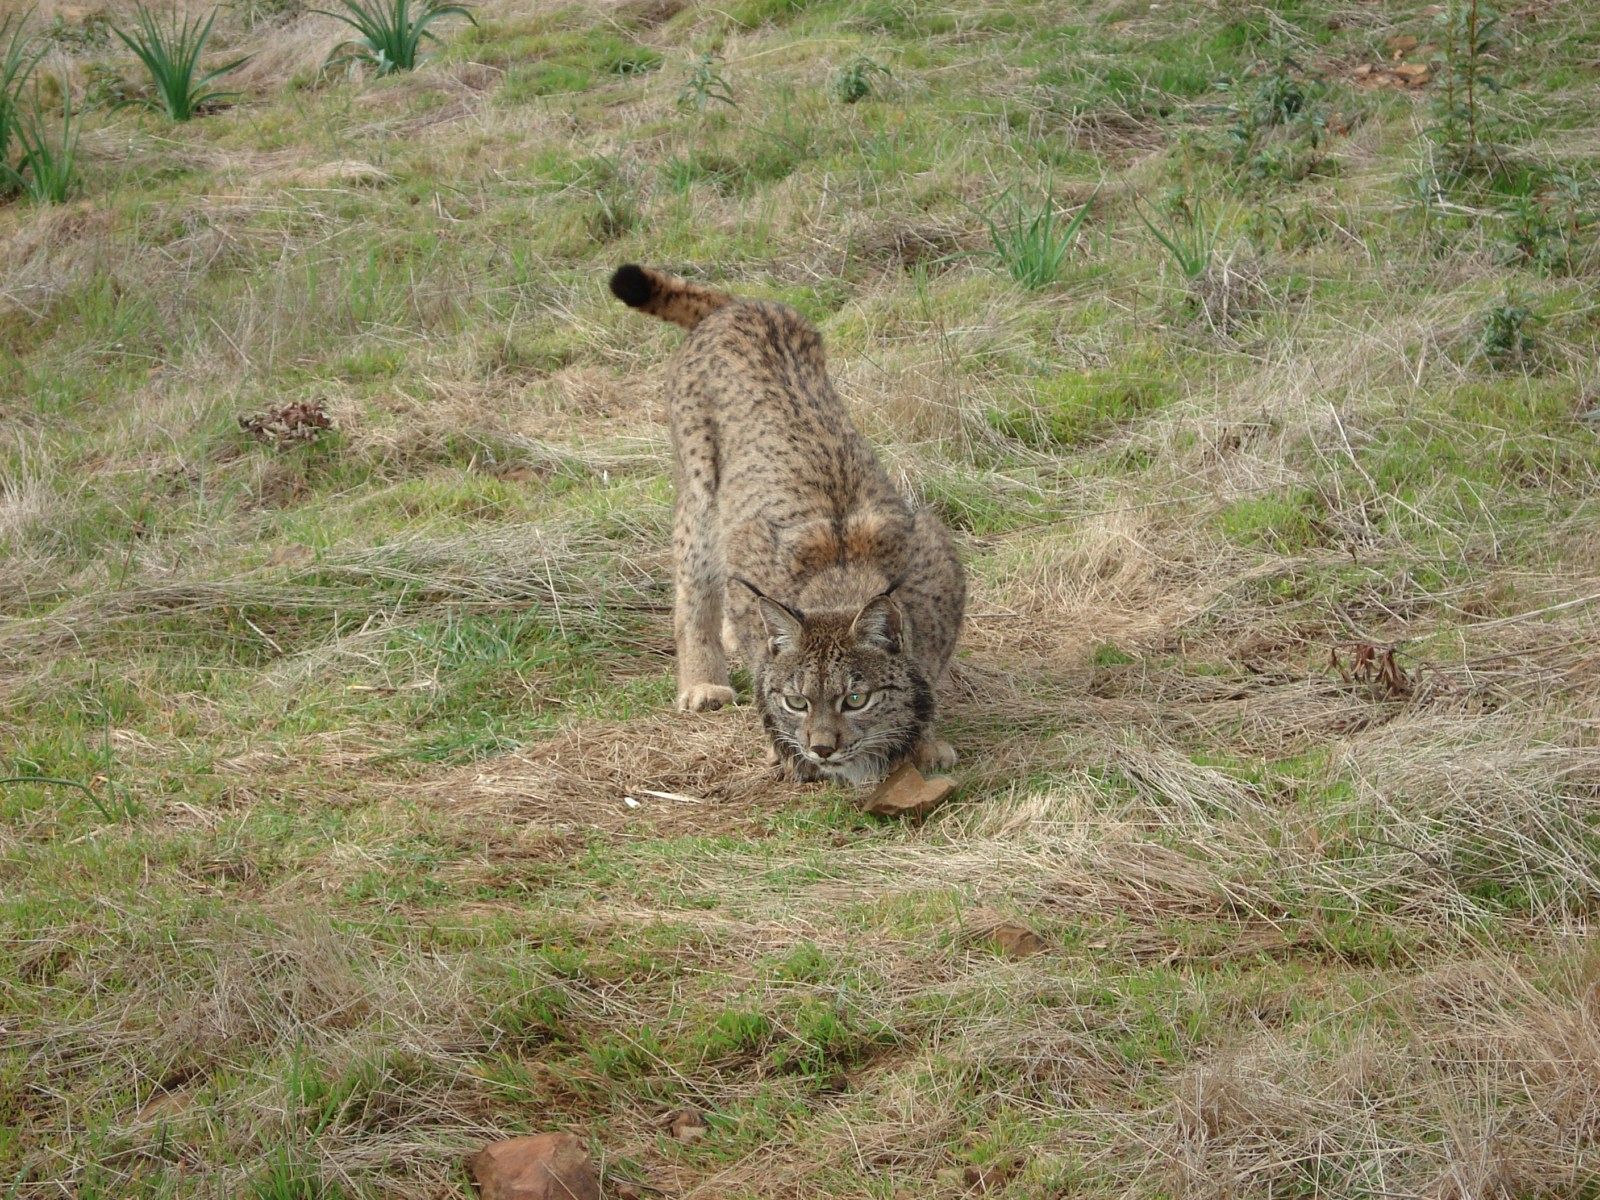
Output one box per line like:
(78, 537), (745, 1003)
(781, 693), (809, 712)
(842, 690), (871, 711)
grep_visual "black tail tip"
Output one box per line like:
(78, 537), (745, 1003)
(609, 263), (652, 308)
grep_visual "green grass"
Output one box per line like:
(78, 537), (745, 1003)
(5, 0), (1600, 1196)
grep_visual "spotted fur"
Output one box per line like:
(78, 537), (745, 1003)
(610, 263), (965, 783)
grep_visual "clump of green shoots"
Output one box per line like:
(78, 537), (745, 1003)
(1222, 45), (1330, 184)
(1, 11), (77, 204)
(677, 52), (735, 111)
(316, 0), (475, 76)
(1, 8), (46, 195)
(833, 54), (888, 104)
(3, 93), (80, 203)
(112, 5), (250, 120)
(979, 184), (1094, 289)
(1134, 194), (1226, 280)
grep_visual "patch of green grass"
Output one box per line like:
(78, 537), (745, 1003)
(499, 31), (661, 100)
(989, 362), (1177, 448)
(1217, 489), (1326, 552)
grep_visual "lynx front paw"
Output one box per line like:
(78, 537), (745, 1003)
(915, 738), (958, 771)
(677, 683), (736, 713)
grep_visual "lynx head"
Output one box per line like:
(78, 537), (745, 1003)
(740, 580), (934, 785)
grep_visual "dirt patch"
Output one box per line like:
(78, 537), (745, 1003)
(614, 0), (686, 25)
(428, 707), (816, 835)
(854, 223), (971, 272)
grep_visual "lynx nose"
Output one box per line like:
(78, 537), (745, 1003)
(810, 742), (837, 760)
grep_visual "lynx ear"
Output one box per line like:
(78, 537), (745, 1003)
(735, 578), (805, 654)
(850, 591), (903, 654)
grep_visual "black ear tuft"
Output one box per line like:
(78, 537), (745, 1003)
(609, 264), (653, 308)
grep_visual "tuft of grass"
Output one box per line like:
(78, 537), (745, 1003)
(0, 8), (45, 193)
(1134, 194), (1226, 280)
(2, 86), (79, 204)
(315, 0), (475, 76)
(111, 5), (250, 121)
(978, 185), (1093, 289)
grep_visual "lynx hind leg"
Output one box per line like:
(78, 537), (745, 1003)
(914, 736), (958, 771)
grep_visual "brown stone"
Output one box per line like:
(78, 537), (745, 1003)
(989, 922), (1048, 959)
(664, 1108), (708, 1143)
(864, 761), (956, 819)
(1386, 33), (1420, 55)
(136, 1089), (193, 1122)
(468, 1133), (599, 1200)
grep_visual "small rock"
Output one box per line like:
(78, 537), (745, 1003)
(266, 544), (313, 567)
(664, 1108), (708, 1143)
(468, 1133), (599, 1200)
(865, 761), (956, 819)
(963, 1161), (1018, 1193)
(1386, 33), (1420, 55)
(137, 1089), (193, 1122)
(989, 922), (1048, 959)
(1393, 62), (1432, 85)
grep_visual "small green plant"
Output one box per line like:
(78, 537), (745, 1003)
(1134, 194), (1226, 280)
(315, 0), (474, 76)
(81, 61), (132, 109)
(1476, 290), (1541, 370)
(978, 184), (1094, 289)
(1498, 172), (1595, 276)
(833, 54), (888, 104)
(677, 51), (734, 111)
(1220, 49), (1330, 185)
(1430, 0), (1504, 168)
(45, 9), (113, 48)
(112, 5), (250, 120)
(3, 92), (79, 203)
(1, 9), (46, 195)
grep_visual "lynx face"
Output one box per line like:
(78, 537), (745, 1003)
(750, 593), (934, 785)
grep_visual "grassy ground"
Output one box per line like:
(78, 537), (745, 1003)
(4, 0), (1600, 1196)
